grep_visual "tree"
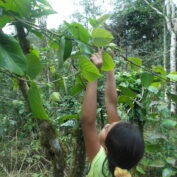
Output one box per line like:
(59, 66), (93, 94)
(144, 0), (177, 113)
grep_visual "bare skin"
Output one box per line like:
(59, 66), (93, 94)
(81, 52), (120, 162)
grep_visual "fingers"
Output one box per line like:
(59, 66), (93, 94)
(91, 52), (103, 68)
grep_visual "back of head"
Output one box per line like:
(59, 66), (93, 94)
(105, 121), (144, 177)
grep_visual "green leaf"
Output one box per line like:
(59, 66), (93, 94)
(151, 82), (161, 89)
(161, 119), (177, 128)
(58, 37), (72, 69)
(152, 65), (166, 75)
(167, 72), (177, 81)
(166, 157), (176, 166)
(36, 0), (52, 7)
(167, 93), (177, 102)
(0, 14), (12, 28)
(150, 160), (165, 168)
(28, 82), (49, 120)
(141, 72), (154, 88)
(89, 14), (111, 28)
(63, 39), (72, 60)
(67, 22), (89, 43)
(78, 41), (94, 55)
(70, 83), (84, 96)
(118, 86), (136, 98)
(101, 52), (115, 71)
(58, 36), (65, 69)
(0, 0), (31, 17)
(88, 18), (97, 27)
(162, 168), (176, 177)
(136, 166), (145, 174)
(148, 86), (158, 94)
(97, 14), (112, 26)
(58, 74), (67, 93)
(26, 54), (42, 79)
(146, 144), (161, 152)
(118, 96), (134, 108)
(128, 57), (142, 71)
(79, 55), (102, 81)
(58, 114), (78, 123)
(91, 28), (114, 47)
(0, 33), (27, 75)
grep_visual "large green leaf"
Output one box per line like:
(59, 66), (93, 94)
(101, 52), (115, 71)
(26, 54), (42, 79)
(0, 33), (27, 75)
(91, 28), (114, 47)
(79, 55), (102, 81)
(118, 86), (137, 98)
(58, 37), (72, 69)
(0, 0), (31, 17)
(128, 57), (142, 71)
(141, 72), (154, 88)
(67, 22), (89, 43)
(118, 96), (134, 108)
(63, 39), (72, 60)
(28, 82), (49, 120)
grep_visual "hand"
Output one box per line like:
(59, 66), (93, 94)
(90, 51), (103, 69)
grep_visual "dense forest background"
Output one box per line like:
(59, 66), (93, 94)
(0, 0), (177, 177)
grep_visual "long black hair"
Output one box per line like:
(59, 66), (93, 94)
(103, 121), (144, 176)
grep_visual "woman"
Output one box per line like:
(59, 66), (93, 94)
(81, 52), (145, 177)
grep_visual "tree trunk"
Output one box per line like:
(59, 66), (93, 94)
(15, 22), (65, 177)
(170, 31), (176, 113)
(163, 5), (168, 102)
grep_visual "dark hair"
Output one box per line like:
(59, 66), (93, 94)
(103, 121), (144, 176)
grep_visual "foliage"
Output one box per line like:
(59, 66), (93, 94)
(0, 0), (177, 177)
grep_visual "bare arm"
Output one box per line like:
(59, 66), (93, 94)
(105, 70), (120, 123)
(81, 53), (102, 162)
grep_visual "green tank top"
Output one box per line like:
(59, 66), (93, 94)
(87, 146), (110, 177)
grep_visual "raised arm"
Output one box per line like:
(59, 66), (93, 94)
(81, 53), (102, 162)
(105, 70), (120, 123)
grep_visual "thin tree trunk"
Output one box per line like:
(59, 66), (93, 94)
(15, 22), (65, 177)
(163, 5), (168, 102)
(170, 31), (176, 113)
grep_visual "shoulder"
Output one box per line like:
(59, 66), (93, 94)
(87, 146), (109, 177)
